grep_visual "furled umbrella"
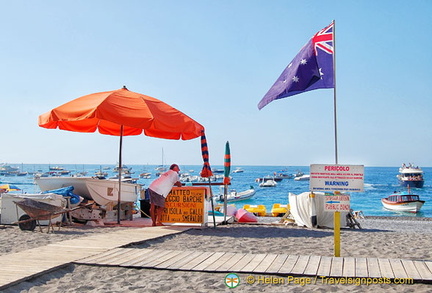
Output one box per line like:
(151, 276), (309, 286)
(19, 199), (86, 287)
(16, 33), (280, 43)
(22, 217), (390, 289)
(223, 141), (231, 223)
(39, 86), (205, 224)
(199, 132), (215, 227)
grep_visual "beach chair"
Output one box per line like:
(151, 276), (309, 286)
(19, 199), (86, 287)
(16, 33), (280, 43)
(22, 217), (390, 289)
(346, 209), (362, 229)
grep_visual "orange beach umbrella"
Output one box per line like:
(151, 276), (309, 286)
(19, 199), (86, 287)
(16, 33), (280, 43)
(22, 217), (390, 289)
(39, 86), (205, 223)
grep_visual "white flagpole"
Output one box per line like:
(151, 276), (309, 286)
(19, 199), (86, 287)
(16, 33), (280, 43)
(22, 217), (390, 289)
(332, 19), (338, 165)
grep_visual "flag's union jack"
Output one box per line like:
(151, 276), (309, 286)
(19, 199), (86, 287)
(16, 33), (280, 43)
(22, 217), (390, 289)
(313, 22), (334, 55)
(257, 21), (335, 110)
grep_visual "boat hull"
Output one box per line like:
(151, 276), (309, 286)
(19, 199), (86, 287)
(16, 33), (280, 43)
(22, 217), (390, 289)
(86, 179), (139, 206)
(235, 208), (258, 223)
(398, 179), (424, 188)
(218, 189), (256, 202)
(34, 177), (140, 206)
(381, 199), (425, 213)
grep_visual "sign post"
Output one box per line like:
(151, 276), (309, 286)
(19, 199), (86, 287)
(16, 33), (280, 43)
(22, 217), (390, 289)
(310, 164), (364, 257)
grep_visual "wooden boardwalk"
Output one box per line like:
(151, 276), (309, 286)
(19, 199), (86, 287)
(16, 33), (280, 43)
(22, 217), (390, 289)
(1, 224), (432, 290)
(0, 226), (190, 290)
(75, 248), (432, 283)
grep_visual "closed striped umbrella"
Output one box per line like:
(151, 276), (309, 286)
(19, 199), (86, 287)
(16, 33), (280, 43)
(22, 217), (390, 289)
(223, 141), (231, 185)
(200, 131), (213, 178)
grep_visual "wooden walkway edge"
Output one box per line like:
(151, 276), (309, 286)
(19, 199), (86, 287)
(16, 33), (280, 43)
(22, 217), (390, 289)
(0, 226), (190, 290)
(74, 248), (432, 284)
(1, 225), (432, 290)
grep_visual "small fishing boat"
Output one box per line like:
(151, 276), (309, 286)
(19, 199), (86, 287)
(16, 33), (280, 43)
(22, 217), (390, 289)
(396, 163), (424, 188)
(381, 191), (425, 213)
(259, 179), (277, 187)
(294, 174), (310, 181)
(217, 186), (256, 202)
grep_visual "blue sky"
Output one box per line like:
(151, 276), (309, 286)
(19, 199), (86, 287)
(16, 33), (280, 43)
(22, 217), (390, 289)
(1, 0), (431, 167)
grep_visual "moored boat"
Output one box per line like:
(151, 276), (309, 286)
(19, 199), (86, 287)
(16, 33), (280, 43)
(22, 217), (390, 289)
(396, 163), (424, 188)
(381, 191), (425, 213)
(294, 174), (310, 181)
(217, 186), (256, 202)
(259, 179), (277, 187)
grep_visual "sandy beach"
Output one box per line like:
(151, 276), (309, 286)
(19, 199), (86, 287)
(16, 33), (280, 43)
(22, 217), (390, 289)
(1, 217), (432, 292)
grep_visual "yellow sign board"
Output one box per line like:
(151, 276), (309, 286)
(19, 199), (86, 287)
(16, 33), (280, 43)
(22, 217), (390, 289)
(161, 187), (209, 225)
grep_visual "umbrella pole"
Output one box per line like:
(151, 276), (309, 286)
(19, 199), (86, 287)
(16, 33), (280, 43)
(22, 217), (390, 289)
(117, 125), (124, 224)
(223, 184), (228, 224)
(207, 178), (216, 228)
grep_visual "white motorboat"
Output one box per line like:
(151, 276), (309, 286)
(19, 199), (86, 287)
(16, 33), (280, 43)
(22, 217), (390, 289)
(381, 192), (425, 213)
(232, 167), (244, 173)
(294, 174), (310, 181)
(217, 187), (256, 202)
(34, 176), (141, 206)
(259, 179), (277, 187)
(86, 179), (140, 206)
(396, 163), (424, 188)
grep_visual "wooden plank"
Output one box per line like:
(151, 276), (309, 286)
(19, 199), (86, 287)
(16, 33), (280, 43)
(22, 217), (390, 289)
(355, 257), (368, 278)
(129, 249), (175, 267)
(291, 255), (310, 275)
(265, 254), (288, 274)
(154, 250), (195, 269)
(192, 252), (225, 271)
(317, 256), (332, 276)
(253, 254), (278, 273)
(413, 261), (432, 281)
(78, 248), (125, 263)
(303, 255), (321, 276)
(204, 252), (237, 271)
(102, 249), (148, 266)
(378, 258), (394, 279)
(82, 248), (131, 264)
(178, 251), (215, 270)
(400, 260), (422, 280)
(278, 255), (299, 274)
(96, 248), (137, 265)
(229, 254), (256, 272)
(241, 254), (268, 272)
(423, 261), (432, 276)
(167, 251), (206, 270)
(119, 249), (155, 267)
(342, 257), (356, 277)
(218, 253), (246, 272)
(330, 257), (343, 277)
(366, 258), (381, 278)
(389, 259), (408, 279)
(150, 250), (183, 267)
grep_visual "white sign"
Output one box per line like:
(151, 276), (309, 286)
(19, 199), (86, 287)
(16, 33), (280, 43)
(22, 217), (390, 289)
(324, 194), (351, 211)
(310, 164), (364, 192)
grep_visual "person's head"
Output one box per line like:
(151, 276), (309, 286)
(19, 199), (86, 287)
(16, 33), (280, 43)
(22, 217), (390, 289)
(170, 164), (180, 173)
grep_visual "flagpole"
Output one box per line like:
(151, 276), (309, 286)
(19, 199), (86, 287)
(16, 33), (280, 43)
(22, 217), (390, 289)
(332, 19), (338, 165)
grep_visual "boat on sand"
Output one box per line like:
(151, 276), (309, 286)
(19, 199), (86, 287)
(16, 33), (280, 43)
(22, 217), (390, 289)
(34, 176), (141, 206)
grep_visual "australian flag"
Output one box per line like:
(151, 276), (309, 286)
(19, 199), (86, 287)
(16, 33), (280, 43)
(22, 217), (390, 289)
(258, 22), (334, 110)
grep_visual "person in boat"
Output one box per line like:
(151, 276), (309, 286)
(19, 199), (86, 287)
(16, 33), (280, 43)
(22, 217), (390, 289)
(148, 164), (182, 226)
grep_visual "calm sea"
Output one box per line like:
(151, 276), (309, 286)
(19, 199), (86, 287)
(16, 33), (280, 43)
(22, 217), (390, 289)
(2, 164), (431, 218)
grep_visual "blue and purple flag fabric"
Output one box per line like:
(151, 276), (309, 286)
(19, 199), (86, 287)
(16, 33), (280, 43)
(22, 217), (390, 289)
(258, 22), (334, 110)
